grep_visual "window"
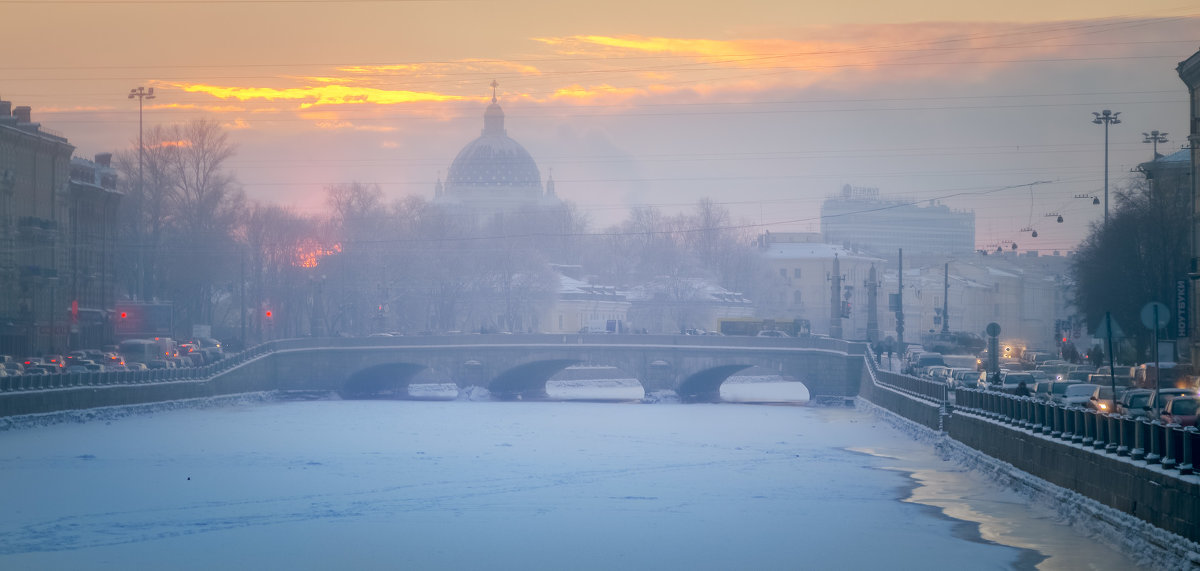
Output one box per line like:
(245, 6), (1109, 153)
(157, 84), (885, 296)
(793, 268), (801, 278)
(779, 269), (787, 279)
(793, 291), (802, 305)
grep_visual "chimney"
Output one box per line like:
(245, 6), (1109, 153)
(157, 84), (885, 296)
(13, 106), (31, 123)
(95, 153), (112, 168)
(0, 101), (10, 117)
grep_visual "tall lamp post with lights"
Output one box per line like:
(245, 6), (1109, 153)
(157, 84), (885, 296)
(1143, 130), (1168, 160)
(1092, 109), (1121, 226)
(128, 86), (154, 300)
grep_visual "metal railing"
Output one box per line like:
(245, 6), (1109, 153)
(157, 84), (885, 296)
(954, 387), (1197, 478)
(0, 342), (277, 394)
(864, 346), (948, 404)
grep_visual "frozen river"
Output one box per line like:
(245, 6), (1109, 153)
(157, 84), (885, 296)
(0, 396), (1140, 570)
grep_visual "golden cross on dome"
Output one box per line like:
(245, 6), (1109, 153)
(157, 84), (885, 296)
(490, 80), (499, 103)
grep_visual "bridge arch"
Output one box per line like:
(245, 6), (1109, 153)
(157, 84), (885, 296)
(488, 359), (581, 400)
(341, 362), (428, 399)
(676, 364), (754, 403)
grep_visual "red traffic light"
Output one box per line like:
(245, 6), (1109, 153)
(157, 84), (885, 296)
(265, 310), (273, 318)
(120, 312), (128, 319)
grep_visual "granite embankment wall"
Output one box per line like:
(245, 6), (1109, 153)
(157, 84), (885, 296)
(857, 356), (1200, 546)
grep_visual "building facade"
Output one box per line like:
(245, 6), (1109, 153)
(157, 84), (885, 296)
(1177, 48), (1200, 372)
(821, 184), (976, 259)
(758, 232), (885, 340)
(0, 102), (75, 357)
(68, 154), (123, 349)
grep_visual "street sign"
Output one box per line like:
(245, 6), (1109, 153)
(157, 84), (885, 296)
(1095, 314), (1124, 339)
(1177, 280), (1189, 339)
(986, 322), (1001, 337)
(1140, 302), (1169, 330)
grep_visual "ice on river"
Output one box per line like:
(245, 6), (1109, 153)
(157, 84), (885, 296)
(0, 398), (1133, 570)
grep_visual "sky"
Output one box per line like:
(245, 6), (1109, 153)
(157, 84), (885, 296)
(5, 0), (1199, 253)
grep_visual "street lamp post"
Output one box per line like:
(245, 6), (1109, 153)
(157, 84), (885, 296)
(128, 86), (154, 300)
(1143, 130), (1168, 160)
(1092, 109), (1121, 226)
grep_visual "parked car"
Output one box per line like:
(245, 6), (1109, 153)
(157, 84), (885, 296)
(42, 354), (66, 369)
(1031, 381), (1054, 401)
(1047, 380), (1082, 404)
(998, 371), (1036, 394)
(1160, 396), (1199, 427)
(1065, 370), (1094, 382)
(1060, 383), (1100, 407)
(1084, 386), (1116, 413)
(924, 365), (951, 381)
(1148, 388), (1196, 411)
(1116, 389), (1154, 418)
(910, 352), (946, 376)
(946, 368), (975, 387)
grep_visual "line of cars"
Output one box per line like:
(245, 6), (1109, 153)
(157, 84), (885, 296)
(0, 338), (224, 379)
(973, 368), (1198, 428)
(903, 346), (1200, 428)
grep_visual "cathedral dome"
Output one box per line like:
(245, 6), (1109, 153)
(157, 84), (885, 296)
(444, 100), (542, 191)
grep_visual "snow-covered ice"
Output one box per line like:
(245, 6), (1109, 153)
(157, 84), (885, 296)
(0, 397), (1141, 570)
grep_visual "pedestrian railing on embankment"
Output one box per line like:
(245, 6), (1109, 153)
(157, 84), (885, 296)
(954, 387), (1197, 478)
(863, 347), (947, 404)
(0, 342), (277, 394)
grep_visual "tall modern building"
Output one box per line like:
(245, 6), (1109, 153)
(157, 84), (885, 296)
(821, 185), (975, 258)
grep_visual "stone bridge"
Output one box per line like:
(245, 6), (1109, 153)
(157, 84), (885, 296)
(0, 334), (868, 417)
(266, 334), (867, 402)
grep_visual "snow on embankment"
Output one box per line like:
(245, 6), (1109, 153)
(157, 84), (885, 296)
(857, 397), (1200, 570)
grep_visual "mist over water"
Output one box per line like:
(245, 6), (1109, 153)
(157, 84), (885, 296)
(0, 399), (1135, 570)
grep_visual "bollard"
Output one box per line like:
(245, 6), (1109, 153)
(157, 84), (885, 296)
(1042, 403), (1054, 435)
(1051, 405), (1064, 438)
(1105, 415), (1119, 454)
(1092, 411), (1106, 450)
(1131, 419), (1147, 461)
(1075, 407), (1094, 443)
(1144, 421), (1164, 465)
(1180, 427), (1196, 476)
(1080, 409), (1095, 446)
(1030, 400), (1044, 433)
(1162, 424), (1180, 470)
(1061, 407), (1075, 441)
(1116, 415), (1131, 456)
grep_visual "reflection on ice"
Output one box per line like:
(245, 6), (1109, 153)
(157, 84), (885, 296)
(545, 379), (645, 401)
(720, 381), (810, 404)
(407, 383), (460, 400)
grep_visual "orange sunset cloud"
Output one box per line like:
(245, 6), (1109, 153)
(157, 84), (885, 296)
(163, 82), (467, 109)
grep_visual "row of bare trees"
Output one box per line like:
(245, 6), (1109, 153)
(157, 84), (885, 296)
(116, 121), (779, 343)
(1071, 164), (1190, 361)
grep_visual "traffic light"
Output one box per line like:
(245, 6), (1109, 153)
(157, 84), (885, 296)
(120, 312), (128, 319)
(265, 310), (273, 319)
(840, 300), (851, 318)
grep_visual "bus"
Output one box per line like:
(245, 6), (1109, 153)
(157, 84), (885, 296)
(118, 338), (178, 364)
